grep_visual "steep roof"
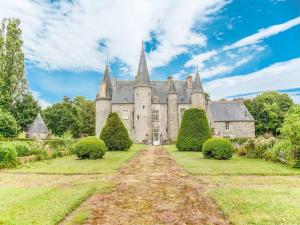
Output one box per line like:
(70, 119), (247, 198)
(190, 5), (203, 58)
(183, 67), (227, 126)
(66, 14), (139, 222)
(168, 78), (177, 94)
(192, 71), (204, 93)
(27, 113), (49, 134)
(135, 42), (151, 87)
(111, 80), (191, 104)
(207, 101), (254, 122)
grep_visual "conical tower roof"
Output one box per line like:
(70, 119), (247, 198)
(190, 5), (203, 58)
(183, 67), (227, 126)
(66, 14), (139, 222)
(103, 65), (112, 98)
(27, 113), (49, 134)
(168, 77), (177, 94)
(135, 41), (151, 87)
(192, 69), (204, 93)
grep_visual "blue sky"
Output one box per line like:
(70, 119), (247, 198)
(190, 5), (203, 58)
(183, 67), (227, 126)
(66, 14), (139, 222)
(1, 0), (300, 107)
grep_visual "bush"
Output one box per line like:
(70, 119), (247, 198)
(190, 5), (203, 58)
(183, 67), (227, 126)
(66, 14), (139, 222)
(75, 136), (106, 159)
(268, 139), (292, 163)
(243, 137), (275, 159)
(14, 142), (32, 157)
(100, 112), (132, 150)
(0, 143), (19, 168)
(0, 111), (18, 138)
(202, 138), (234, 160)
(176, 108), (212, 151)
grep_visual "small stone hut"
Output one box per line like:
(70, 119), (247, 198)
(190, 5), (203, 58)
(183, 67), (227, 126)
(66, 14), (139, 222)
(26, 113), (49, 139)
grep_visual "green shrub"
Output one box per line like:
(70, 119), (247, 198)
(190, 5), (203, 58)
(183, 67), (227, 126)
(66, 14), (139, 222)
(30, 148), (49, 160)
(75, 136), (106, 159)
(0, 111), (18, 138)
(0, 143), (19, 168)
(100, 112), (132, 150)
(269, 139), (292, 164)
(202, 138), (233, 160)
(243, 137), (275, 159)
(51, 150), (63, 158)
(14, 142), (32, 157)
(176, 108), (212, 151)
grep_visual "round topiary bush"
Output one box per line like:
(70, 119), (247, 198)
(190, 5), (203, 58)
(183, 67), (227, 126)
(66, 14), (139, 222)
(100, 112), (132, 150)
(176, 108), (212, 151)
(202, 138), (234, 160)
(74, 136), (106, 159)
(0, 143), (19, 168)
(0, 111), (18, 138)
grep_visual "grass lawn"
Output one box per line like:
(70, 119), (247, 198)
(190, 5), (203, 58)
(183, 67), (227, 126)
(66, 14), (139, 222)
(165, 145), (300, 225)
(0, 144), (144, 225)
(8, 144), (144, 175)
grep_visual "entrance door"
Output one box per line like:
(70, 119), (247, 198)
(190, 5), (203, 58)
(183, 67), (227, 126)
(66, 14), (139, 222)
(153, 128), (160, 146)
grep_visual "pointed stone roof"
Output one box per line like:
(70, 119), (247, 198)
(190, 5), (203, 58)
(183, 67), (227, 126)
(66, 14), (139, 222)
(135, 42), (151, 87)
(27, 113), (49, 134)
(168, 78), (177, 94)
(192, 69), (204, 93)
(103, 65), (112, 98)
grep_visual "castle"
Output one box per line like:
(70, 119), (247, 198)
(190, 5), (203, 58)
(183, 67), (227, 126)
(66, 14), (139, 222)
(96, 43), (255, 145)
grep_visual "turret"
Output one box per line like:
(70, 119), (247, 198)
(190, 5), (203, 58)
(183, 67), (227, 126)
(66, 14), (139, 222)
(191, 68), (206, 109)
(134, 42), (152, 144)
(167, 76), (178, 141)
(95, 65), (112, 137)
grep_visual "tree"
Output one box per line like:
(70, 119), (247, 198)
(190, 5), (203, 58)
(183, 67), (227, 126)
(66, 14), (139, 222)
(244, 91), (294, 136)
(12, 92), (41, 131)
(0, 110), (17, 138)
(100, 112), (132, 150)
(279, 105), (300, 167)
(74, 96), (95, 136)
(176, 108), (212, 151)
(42, 97), (81, 138)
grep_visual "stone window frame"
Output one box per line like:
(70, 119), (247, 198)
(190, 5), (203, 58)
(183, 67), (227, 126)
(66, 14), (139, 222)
(225, 122), (230, 131)
(152, 109), (159, 121)
(122, 109), (129, 120)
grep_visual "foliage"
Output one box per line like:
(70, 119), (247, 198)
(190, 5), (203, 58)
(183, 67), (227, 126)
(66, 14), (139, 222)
(266, 139), (292, 164)
(176, 108), (212, 151)
(0, 143), (19, 168)
(0, 110), (18, 137)
(100, 112), (132, 150)
(75, 136), (106, 159)
(241, 137), (275, 159)
(42, 96), (95, 138)
(279, 105), (300, 167)
(244, 91), (294, 136)
(13, 141), (32, 157)
(202, 138), (233, 160)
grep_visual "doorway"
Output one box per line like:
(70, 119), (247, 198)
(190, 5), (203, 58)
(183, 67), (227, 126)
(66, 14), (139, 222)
(153, 128), (160, 146)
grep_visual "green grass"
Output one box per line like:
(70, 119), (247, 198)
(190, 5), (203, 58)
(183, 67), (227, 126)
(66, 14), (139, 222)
(0, 144), (145, 225)
(165, 145), (300, 175)
(9, 144), (144, 174)
(165, 145), (300, 224)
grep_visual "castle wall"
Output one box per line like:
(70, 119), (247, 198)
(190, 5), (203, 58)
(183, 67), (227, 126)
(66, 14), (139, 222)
(211, 121), (255, 138)
(95, 99), (111, 137)
(177, 104), (191, 127)
(112, 104), (135, 139)
(191, 93), (205, 109)
(167, 94), (178, 140)
(134, 87), (152, 143)
(152, 104), (168, 143)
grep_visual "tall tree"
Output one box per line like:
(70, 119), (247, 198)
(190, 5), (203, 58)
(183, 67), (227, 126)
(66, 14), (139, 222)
(244, 91), (294, 136)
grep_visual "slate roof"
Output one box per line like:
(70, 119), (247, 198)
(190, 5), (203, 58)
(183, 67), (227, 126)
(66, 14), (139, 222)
(111, 80), (191, 104)
(27, 113), (49, 134)
(207, 101), (254, 122)
(192, 71), (204, 93)
(135, 42), (151, 87)
(168, 78), (177, 94)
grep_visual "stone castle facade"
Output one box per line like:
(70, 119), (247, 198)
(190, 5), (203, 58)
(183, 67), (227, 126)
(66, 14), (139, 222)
(96, 44), (255, 144)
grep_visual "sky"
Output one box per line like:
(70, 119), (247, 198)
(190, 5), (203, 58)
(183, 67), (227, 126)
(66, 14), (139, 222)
(0, 0), (300, 108)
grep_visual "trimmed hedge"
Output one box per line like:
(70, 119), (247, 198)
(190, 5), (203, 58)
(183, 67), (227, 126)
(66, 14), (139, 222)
(75, 136), (106, 159)
(0, 143), (19, 168)
(202, 138), (234, 160)
(176, 108), (212, 151)
(0, 111), (18, 138)
(14, 142), (32, 157)
(100, 112), (132, 150)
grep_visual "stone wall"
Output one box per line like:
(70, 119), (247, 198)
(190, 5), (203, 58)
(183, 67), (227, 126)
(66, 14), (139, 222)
(152, 104), (168, 142)
(112, 104), (135, 139)
(191, 93), (205, 109)
(211, 121), (255, 138)
(95, 99), (111, 137)
(167, 94), (178, 140)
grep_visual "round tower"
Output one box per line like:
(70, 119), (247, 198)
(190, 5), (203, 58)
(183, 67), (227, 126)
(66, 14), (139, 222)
(134, 42), (152, 144)
(167, 76), (178, 141)
(95, 65), (112, 137)
(191, 69), (206, 109)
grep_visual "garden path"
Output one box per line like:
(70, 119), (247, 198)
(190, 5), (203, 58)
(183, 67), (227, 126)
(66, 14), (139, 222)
(73, 146), (228, 225)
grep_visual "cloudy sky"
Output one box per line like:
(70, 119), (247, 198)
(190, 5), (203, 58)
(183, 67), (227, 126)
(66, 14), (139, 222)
(0, 0), (300, 107)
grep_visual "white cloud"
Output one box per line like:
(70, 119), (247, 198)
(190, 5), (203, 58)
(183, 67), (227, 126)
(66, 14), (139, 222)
(0, 0), (228, 73)
(205, 57), (300, 100)
(31, 91), (51, 109)
(184, 50), (218, 68)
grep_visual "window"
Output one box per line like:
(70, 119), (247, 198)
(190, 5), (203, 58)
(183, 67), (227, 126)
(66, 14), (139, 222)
(152, 109), (159, 121)
(137, 115), (139, 120)
(143, 105), (145, 109)
(225, 122), (230, 131)
(153, 128), (159, 141)
(180, 108), (186, 117)
(122, 110), (129, 120)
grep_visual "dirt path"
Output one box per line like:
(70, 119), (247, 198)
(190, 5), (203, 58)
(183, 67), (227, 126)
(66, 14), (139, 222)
(73, 146), (228, 225)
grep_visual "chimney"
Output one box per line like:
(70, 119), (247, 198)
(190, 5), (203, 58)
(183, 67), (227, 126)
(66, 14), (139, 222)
(186, 75), (192, 89)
